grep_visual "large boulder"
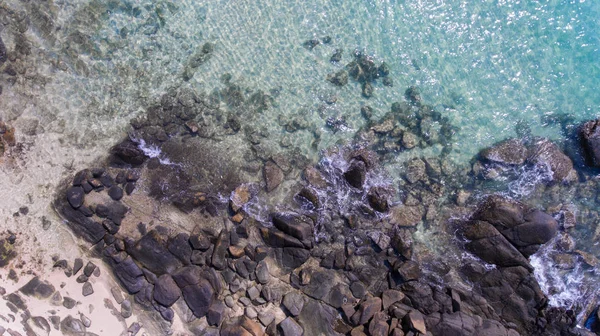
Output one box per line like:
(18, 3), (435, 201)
(128, 230), (183, 275)
(480, 138), (528, 165)
(580, 119), (600, 166)
(528, 138), (574, 182)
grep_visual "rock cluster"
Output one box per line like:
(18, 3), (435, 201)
(327, 49), (392, 98)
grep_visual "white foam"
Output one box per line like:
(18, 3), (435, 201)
(134, 138), (176, 166)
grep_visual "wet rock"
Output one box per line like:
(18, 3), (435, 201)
(231, 183), (256, 212)
(344, 160), (367, 189)
(303, 39), (320, 50)
(404, 158), (427, 184)
(581, 119), (600, 166)
(395, 260), (421, 282)
(528, 138), (574, 182)
(261, 227), (304, 248)
(463, 220), (531, 270)
(480, 138), (528, 165)
(303, 166), (328, 188)
(279, 317), (303, 336)
(362, 82), (373, 98)
(327, 70), (349, 86)
(273, 247), (310, 270)
(331, 49), (343, 63)
(388, 205), (424, 228)
(405, 86), (421, 105)
(110, 139), (147, 166)
(153, 274), (180, 307)
(367, 187), (390, 212)
(66, 186), (85, 209)
(272, 213), (314, 246)
(264, 161), (284, 192)
(0, 36), (6, 65)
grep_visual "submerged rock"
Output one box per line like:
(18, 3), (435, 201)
(479, 138), (527, 165)
(264, 160), (284, 192)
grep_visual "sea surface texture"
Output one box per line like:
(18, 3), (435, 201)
(0, 0), (599, 335)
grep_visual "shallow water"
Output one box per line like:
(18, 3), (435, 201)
(1, 0), (600, 332)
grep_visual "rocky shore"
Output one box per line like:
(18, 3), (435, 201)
(44, 82), (600, 336)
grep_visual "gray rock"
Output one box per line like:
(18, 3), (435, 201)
(351, 297), (382, 326)
(82, 282), (94, 296)
(32, 316), (51, 334)
(327, 70), (349, 86)
(79, 313), (91, 328)
(247, 286), (261, 301)
(255, 260), (270, 284)
(259, 310), (275, 326)
(111, 287), (124, 304)
(272, 213), (314, 245)
(264, 160), (284, 192)
(382, 290), (405, 310)
(279, 317), (304, 336)
(83, 262), (96, 277)
(129, 230), (183, 275)
(73, 258), (83, 275)
(60, 315), (86, 335)
(207, 301), (226, 326)
(211, 230), (230, 270)
(63, 297), (76, 309)
(245, 306), (258, 319)
(19, 276), (55, 299)
(403, 310), (426, 334)
(528, 138), (573, 182)
(581, 119), (600, 166)
(121, 299), (132, 318)
(283, 292), (305, 316)
(66, 186), (85, 209)
(480, 138), (527, 165)
(153, 274), (181, 307)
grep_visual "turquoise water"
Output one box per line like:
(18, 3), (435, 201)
(2, 0), (600, 330)
(41, 0), (600, 159)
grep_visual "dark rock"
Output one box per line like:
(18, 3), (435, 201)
(581, 119), (600, 166)
(480, 138), (528, 165)
(183, 279), (214, 318)
(63, 296), (76, 309)
(110, 256), (146, 294)
(395, 260), (421, 282)
(108, 186), (123, 201)
(99, 173), (115, 188)
(153, 274), (180, 307)
(362, 82), (374, 98)
(463, 220), (532, 270)
(211, 231), (230, 270)
(331, 49), (343, 63)
(350, 281), (366, 299)
(129, 230), (183, 275)
(189, 232), (211, 251)
(168, 233), (193, 265)
(327, 70), (349, 86)
(83, 262), (96, 277)
(351, 296), (382, 326)
(19, 276), (55, 299)
(261, 227), (304, 248)
(61, 315), (86, 335)
(367, 187), (389, 212)
(124, 182), (136, 195)
(303, 39), (320, 50)
(76, 274), (88, 283)
(344, 160), (367, 189)
(405, 86), (421, 105)
(102, 219), (119, 235)
(272, 213), (314, 246)
(207, 301), (226, 326)
(528, 138), (574, 182)
(50, 316), (60, 330)
(279, 317), (304, 336)
(82, 282), (93, 296)
(111, 139), (147, 166)
(275, 247), (310, 270)
(264, 160), (284, 192)
(66, 186), (85, 209)
(0, 36), (6, 65)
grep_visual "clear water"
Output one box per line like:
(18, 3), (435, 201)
(2, 0), (600, 329)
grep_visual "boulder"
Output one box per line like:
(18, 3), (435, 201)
(351, 296), (382, 326)
(110, 139), (147, 166)
(528, 138), (574, 182)
(463, 220), (532, 270)
(272, 213), (313, 246)
(581, 119), (600, 166)
(279, 317), (303, 336)
(66, 186), (85, 209)
(153, 274), (180, 307)
(129, 230), (183, 275)
(479, 138), (528, 165)
(344, 160), (367, 189)
(264, 161), (284, 192)
(283, 292), (305, 316)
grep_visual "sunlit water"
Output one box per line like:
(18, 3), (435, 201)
(2, 0), (600, 328)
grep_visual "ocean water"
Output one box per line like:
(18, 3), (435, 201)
(2, 0), (600, 331)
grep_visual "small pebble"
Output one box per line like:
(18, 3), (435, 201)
(63, 297), (76, 309)
(79, 313), (91, 328)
